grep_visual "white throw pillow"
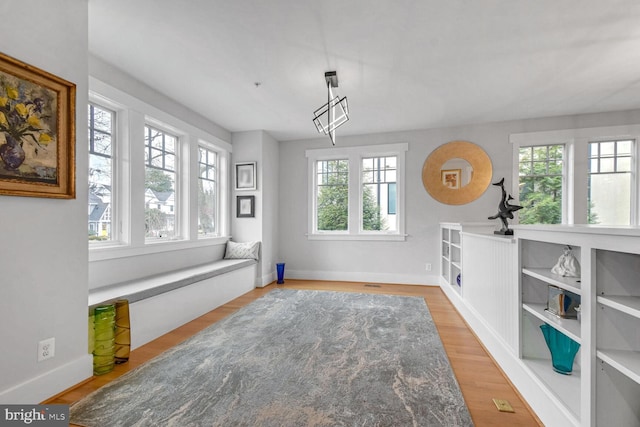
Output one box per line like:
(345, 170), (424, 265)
(224, 240), (260, 260)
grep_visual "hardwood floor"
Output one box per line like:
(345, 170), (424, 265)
(46, 280), (542, 426)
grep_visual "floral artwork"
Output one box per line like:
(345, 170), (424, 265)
(0, 53), (75, 198)
(0, 72), (57, 180)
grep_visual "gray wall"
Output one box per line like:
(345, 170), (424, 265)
(0, 0), (91, 403)
(278, 109), (640, 285)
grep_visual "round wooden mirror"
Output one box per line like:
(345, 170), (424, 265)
(422, 140), (492, 205)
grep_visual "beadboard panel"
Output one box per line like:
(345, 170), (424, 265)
(461, 232), (519, 353)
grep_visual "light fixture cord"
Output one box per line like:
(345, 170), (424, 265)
(328, 79), (336, 145)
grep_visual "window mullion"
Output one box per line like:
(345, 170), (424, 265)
(349, 155), (360, 234)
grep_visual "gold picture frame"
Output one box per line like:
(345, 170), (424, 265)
(441, 169), (461, 189)
(0, 52), (76, 198)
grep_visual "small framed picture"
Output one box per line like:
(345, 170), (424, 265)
(441, 169), (461, 189)
(235, 162), (257, 191)
(236, 195), (255, 218)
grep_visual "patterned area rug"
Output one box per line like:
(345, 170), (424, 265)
(70, 289), (473, 426)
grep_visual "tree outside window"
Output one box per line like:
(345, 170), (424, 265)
(518, 144), (564, 224)
(88, 104), (114, 242)
(144, 126), (177, 241)
(316, 159), (349, 231)
(198, 146), (217, 237)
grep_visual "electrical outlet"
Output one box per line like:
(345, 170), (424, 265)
(425, 263), (432, 272)
(38, 337), (55, 362)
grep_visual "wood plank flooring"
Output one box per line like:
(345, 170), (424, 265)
(46, 280), (542, 426)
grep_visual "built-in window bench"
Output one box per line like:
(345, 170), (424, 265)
(89, 258), (257, 349)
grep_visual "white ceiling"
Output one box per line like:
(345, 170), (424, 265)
(89, 0), (640, 141)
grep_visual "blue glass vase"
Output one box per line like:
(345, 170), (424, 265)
(276, 263), (285, 284)
(540, 324), (580, 374)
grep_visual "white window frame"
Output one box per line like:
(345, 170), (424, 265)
(88, 77), (232, 262)
(306, 142), (408, 241)
(510, 124), (640, 225)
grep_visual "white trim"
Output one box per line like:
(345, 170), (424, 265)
(286, 268), (436, 286)
(89, 236), (228, 262)
(0, 355), (92, 404)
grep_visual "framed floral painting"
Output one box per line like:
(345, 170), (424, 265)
(0, 52), (75, 198)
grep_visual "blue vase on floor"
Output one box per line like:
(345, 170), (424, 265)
(276, 263), (285, 284)
(540, 324), (580, 374)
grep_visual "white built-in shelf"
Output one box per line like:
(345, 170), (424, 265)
(451, 261), (461, 269)
(523, 303), (581, 343)
(522, 268), (582, 295)
(442, 255), (450, 263)
(597, 296), (640, 319)
(522, 357), (581, 423)
(451, 243), (461, 249)
(597, 350), (640, 385)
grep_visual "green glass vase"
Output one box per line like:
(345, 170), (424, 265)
(93, 304), (116, 375)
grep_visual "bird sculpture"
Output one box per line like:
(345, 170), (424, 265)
(488, 178), (523, 235)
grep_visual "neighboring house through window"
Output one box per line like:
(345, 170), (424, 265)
(88, 78), (231, 262)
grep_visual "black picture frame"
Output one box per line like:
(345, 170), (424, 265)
(235, 161), (257, 191)
(236, 195), (255, 218)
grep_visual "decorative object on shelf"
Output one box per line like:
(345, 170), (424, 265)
(551, 245), (580, 277)
(546, 285), (581, 318)
(0, 52), (76, 198)
(276, 262), (285, 284)
(114, 300), (131, 364)
(422, 140), (493, 205)
(236, 195), (255, 218)
(540, 324), (580, 374)
(456, 273), (461, 286)
(488, 178), (522, 235)
(312, 71), (349, 146)
(235, 162), (256, 191)
(93, 304), (116, 375)
(575, 305), (581, 323)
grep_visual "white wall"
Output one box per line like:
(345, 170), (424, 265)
(279, 109), (640, 285)
(0, 0), (92, 403)
(230, 130), (280, 286)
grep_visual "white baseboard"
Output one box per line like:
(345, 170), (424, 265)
(286, 269), (438, 286)
(0, 354), (93, 404)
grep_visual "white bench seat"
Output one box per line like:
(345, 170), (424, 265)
(88, 258), (258, 349)
(89, 259), (256, 307)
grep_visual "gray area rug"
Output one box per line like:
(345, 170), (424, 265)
(71, 289), (473, 426)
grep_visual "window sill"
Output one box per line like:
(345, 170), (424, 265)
(89, 236), (230, 262)
(307, 233), (407, 241)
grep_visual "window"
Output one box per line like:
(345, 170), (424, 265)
(144, 125), (178, 241)
(88, 104), (114, 242)
(362, 156), (397, 231)
(88, 81), (232, 264)
(198, 146), (218, 237)
(518, 144), (564, 224)
(316, 159), (349, 231)
(307, 143), (407, 240)
(511, 124), (640, 226)
(588, 140), (633, 225)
